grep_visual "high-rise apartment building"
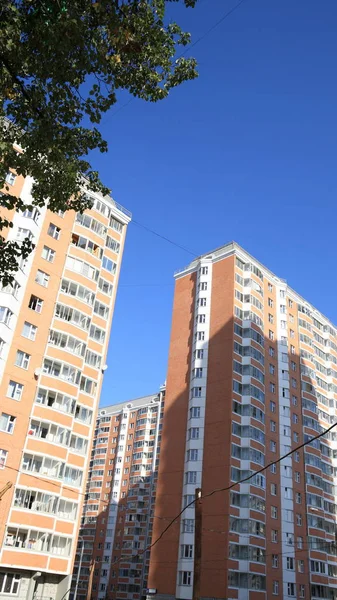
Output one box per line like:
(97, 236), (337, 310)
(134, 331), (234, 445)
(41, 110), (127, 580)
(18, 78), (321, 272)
(0, 170), (130, 600)
(72, 388), (165, 600)
(148, 242), (337, 600)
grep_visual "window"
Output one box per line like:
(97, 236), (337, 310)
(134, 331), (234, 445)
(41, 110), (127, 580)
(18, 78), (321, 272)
(49, 330), (86, 357)
(66, 256), (98, 281)
(94, 300), (109, 320)
(287, 583), (295, 597)
(55, 303), (90, 331)
(15, 350), (30, 370)
(85, 349), (102, 369)
(106, 236), (120, 253)
(102, 256), (117, 274)
(185, 471), (197, 484)
(7, 380), (23, 400)
(16, 227), (33, 242)
(181, 544), (193, 559)
(271, 530), (278, 543)
(269, 330), (274, 340)
(297, 559), (305, 573)
(200, 266), (208, 275)
(270, 463), (276, 474)
(47, 223), (61, 240)
(182, 519), (194, 533)
(293, 413), (298, 424)
(197, 314), (206, 324)
(42, 245), (55, 262)
(268, 283), (273, 292)
(270, 420), (276, 432)
(271, 506), (277, 519)
(295, 471), (300, 483)
(296, 492), (302, 504)
(187, 449), (198, 461)
(190, 407), (201, 418)
(28, 295), (43, 313)
(296, 514), (302, 526)
(192, 387), (202, 398)
(0, 280), (20, 298)
(0, 449), (8, 469)
(269, 364), (275, 375)
(5, 172), (16, 186)
(195, 331), (205, 341)
(22, 321), (37, 341)
(268, 313), (274, 323)
(188, 427), (199, 440)
(269, 346), (275, 357)
(270, 382), (275, 393)
(89, 324), (105, 344)
(294, 451), (300, 462)
(98, 277), (113, 296)
(270, 441), (276, 453)
(272, 554), (278, 568)
(287, 557), (294, 570)
(299, 584), (305, 598)
(0, 307), (13, 326)
(270, 401), (276, 413)
(22, 206), (40, 223)
(43, 358), (81, 385)
(293, 432), (299, 442)
(35, 270), (50, 287)
(271, 483), (277, 495)
(193, 367), (203, 378)
(268, 297), (273, 307)
(0, 572), (20, 594)
(179, 571), (192, 586)
(0, 413), (15, 434)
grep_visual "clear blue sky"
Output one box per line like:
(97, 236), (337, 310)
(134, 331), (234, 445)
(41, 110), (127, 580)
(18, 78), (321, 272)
(93, 0), (337, 406)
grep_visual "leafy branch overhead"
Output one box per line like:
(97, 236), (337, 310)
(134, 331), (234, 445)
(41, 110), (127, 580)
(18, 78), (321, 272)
(0, 0), (198, 283)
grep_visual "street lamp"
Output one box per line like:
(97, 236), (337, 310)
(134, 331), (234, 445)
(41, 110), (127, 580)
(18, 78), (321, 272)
(73, 535), (85, 600)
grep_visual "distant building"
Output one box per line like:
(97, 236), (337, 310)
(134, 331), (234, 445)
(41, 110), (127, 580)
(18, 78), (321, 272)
(72, 387), (165, 600)
(148, 242), (337, 600)
(0, 169), (130, 600)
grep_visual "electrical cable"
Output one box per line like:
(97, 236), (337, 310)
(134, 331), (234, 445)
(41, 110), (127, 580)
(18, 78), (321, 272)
(131, 219), (198, 257)
(141, 419), (337, 556)
(75, 419), (337, 570)
(105, 0), (249, 121)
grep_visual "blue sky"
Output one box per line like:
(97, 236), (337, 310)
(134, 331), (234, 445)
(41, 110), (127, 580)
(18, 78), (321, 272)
(94, 0), (337, 405)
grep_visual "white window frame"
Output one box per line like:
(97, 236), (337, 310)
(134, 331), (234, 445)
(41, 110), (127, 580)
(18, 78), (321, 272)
(7, 381), (23, 401)
(42, 246), (55, 262)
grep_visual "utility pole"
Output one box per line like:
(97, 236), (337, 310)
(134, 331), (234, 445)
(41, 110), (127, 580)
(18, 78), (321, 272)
(192, 488), (202, 600)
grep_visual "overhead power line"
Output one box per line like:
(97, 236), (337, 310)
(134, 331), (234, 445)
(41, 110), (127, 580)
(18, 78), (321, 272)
(145, 419), (337, 554)
(106, 0), (249, 121)
(179, 0), (248, 57)
(131, 219), (198, 256)
(4, 417), (336, 571)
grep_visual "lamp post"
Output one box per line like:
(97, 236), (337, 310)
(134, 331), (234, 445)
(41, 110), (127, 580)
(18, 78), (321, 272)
(73, 535), (85, 600)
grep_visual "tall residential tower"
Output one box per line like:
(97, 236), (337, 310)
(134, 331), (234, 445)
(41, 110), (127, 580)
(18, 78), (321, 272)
(148, 242), (337, 600)
(72, 388), (165, 600)
(0, 170), (130, 600)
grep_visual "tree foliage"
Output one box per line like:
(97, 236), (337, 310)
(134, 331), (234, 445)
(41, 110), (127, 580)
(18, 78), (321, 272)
(0, 0), (198, 283)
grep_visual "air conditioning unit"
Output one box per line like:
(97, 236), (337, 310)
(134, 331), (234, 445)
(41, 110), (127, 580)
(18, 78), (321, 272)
(100, 410), (106, 416)
(34, 368), (42, 377)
